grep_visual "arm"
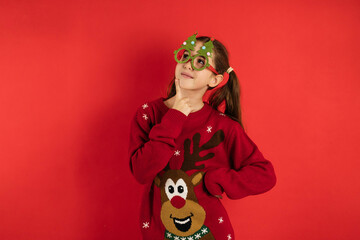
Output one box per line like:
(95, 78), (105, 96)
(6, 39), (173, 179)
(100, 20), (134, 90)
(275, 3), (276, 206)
(128, 105), (187, 184)
(204, 123), (276, 199)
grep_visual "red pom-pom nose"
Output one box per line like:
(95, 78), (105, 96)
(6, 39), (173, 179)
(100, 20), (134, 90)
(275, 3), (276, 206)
(170, 196), (186, 209)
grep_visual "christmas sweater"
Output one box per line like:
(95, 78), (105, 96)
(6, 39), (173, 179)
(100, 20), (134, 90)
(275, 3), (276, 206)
(128, 97), (276, 240)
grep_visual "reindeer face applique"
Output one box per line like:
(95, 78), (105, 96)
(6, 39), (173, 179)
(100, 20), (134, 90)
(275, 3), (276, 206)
(154, 130), (224, 240)
(155, 170), (205, 237)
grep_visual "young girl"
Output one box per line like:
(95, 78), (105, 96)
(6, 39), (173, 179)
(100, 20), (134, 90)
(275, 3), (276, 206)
(128, 33), (276, 240)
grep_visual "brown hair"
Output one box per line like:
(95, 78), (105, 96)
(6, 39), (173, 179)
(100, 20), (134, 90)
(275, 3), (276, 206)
(165, 36), (244, 128)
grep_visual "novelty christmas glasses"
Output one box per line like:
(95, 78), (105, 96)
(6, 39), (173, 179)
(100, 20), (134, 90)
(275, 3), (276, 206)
(174, 33), (219, 75)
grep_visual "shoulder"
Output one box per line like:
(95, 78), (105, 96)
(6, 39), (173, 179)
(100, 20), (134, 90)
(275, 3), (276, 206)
(132, 97), (166, 123)
(134, 97), (160, 110)
(206, 107), (247, 142)
(208, 106), (241, 129)
(133, 97), (163, 114)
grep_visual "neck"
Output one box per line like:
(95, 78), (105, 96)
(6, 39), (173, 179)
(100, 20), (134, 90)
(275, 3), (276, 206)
(167, 88), (207, 113)
(167, 96), (204, 113)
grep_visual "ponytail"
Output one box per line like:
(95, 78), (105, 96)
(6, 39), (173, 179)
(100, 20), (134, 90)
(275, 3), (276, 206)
(207, 70), (243, 128)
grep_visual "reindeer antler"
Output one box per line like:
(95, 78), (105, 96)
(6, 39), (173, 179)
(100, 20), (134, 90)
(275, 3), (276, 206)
(182, 130), (225, 172)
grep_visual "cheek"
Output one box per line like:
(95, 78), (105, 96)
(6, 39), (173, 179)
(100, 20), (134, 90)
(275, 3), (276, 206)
(176, 61), (186, 69)
(175, 64), (182, 76)
(197, 72), (211, 82)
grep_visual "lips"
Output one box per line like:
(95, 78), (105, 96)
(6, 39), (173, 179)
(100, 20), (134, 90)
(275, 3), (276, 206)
(181, 72), (193, 78)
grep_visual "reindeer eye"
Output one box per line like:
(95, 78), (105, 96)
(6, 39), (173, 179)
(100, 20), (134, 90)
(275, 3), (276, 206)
(175, 179), (188, 200)
(165, 178), (176, 200)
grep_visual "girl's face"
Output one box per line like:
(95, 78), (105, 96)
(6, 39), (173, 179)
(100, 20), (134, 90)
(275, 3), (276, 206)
(175, 41), (218, 92)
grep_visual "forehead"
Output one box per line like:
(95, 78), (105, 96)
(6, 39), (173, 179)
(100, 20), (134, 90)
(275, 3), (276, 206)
(191, 41), (214, 65)
(193, 41), (203, 51)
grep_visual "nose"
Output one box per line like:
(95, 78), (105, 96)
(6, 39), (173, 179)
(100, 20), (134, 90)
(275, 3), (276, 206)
(170, 196), (186, 209)
(183, 59), (193, 70)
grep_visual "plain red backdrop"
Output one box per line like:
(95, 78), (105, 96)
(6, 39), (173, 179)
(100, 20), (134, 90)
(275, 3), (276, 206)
(1, 0), (359, 239)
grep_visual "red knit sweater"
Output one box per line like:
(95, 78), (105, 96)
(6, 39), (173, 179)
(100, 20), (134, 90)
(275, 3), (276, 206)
(128, 97), (276, 240)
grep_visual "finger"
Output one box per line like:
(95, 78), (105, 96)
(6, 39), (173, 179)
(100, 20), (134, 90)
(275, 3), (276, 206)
(175, 78), (182, 98)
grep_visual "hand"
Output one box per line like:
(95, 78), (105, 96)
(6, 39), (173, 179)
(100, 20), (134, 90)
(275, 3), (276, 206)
(204, 169), (224, 198)
(172, 78), (193, 116)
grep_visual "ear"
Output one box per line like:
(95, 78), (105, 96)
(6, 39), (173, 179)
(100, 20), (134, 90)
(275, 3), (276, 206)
(191, 171), (204, 186)
(208, 74), (224, 88)
(154, 175), (161, 187)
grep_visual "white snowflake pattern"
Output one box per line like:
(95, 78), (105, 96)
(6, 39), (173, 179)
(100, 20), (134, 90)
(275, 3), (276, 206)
(166, 232), (172, 238)
(201, 228), (208, 234)
(174, 150), (180, 156)
(227, 234), (232, 240)
(142, 222), (149, 228)
(142, 103), (148, 109)
(195, 233), (201, 239)
(206, 126), (212, 133)
(187, 237), (194, 240)
(181, 238), (186, 240)
(218, 217), (224, 224)
(174, 237), (180, 240)
(142, 114), (148, 120)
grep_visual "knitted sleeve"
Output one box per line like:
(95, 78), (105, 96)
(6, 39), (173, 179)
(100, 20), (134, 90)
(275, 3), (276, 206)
(128, 104), (187, 184)
(203, 123), (277, 199)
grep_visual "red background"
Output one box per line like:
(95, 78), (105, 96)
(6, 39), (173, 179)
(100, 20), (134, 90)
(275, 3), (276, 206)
(1, 0), (359, 239)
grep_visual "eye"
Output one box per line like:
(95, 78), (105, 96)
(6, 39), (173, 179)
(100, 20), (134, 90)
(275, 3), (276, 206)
(197, 58), (205, 65)
(175, 179), (188, 199)
(165, 179), (176, 200)
(182, 52), (189, 60)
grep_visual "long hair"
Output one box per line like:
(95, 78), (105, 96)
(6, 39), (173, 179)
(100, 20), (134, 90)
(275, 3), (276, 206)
(165, 36), (243, 129)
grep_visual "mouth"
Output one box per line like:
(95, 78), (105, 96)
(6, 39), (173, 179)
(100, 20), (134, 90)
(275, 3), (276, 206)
(181, 72), (193, 79)
(170, 213), (194, 232)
